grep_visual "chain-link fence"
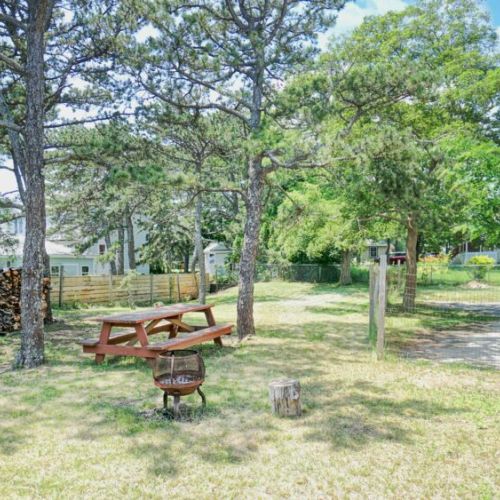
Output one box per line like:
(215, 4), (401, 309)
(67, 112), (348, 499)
(386, 264), (500, 311)
(378, 264), (500, 367)
(211, 263), (370, 290)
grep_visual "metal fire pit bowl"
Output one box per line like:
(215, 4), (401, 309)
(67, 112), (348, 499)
(152, 350), (206, 419)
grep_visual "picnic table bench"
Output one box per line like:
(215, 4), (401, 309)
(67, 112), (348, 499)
(81, 303), (232, 364)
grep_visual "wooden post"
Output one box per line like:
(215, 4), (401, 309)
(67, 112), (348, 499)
(58, 265), (64, 307)
(176, 273), (181, 301)
(168, 274), (173, 303)
(368, 264), (376, 342)
(377, 258), (387, 360)
(268, 379), (301, 417)
(108, 273), (113, 303)
(149, 274), (154, 305)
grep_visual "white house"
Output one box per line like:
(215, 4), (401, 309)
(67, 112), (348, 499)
(204, 241), (231, 275)
(84, 225), (149, 275)
(0, 234), (96, 276)
(0, 216), (149, 275)
(360, 240), (394, 261)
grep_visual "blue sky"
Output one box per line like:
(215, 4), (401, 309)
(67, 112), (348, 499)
(332, 0), (499, 35)
(485, 0), (500, 25)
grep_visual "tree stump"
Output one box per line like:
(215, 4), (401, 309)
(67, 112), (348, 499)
(268, 379), (301, 417)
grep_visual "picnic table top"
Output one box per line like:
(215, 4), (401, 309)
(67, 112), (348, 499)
(92, 303), (214, 324)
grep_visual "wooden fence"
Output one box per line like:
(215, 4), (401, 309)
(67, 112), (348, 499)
(51, 273), (208, 306)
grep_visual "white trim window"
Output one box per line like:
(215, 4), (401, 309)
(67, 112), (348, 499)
(369, 246), (378, 258)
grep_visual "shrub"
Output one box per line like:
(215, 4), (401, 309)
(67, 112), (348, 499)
(466, 255), (495, 280)
(420, 253), (449, 264)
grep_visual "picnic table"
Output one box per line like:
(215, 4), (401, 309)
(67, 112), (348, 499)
(81, 303), (232, 364)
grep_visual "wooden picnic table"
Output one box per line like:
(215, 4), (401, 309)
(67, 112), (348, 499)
(81, 303), (232, 364)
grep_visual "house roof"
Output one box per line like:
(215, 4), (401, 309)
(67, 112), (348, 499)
(204, 241), (231, 254)
(0, 235), (78, 257)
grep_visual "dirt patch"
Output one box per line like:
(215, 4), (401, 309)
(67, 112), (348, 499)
(404, 321), (500, 369)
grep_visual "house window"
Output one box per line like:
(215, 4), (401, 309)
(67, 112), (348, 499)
(81, 266), (89, 276)
(51, 266), (60, 276)
(99, 244), (106, 255)
(369, 246), (378, 258)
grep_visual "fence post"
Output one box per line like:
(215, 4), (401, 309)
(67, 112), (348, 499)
(149, 274), (154, 305)
(176, 273), (181, 301)
(58, 265), (64, 307)
(368, 264), (376, 342)
(377, 258), (387, 360)
(108, 273), (113, 303)
(168, 274), (173, 303)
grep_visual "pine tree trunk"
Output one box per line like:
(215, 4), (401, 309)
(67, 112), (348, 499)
(194, 193), (206, 304)
(105, 233), (117, 275)
(125, 210), (136, 271)
(237, 159), (264, 339)
(16, 1), (53, 368)
(339, 249), (352, 285)
(116, 226), (125, 275)
(403, 215), (418, 312)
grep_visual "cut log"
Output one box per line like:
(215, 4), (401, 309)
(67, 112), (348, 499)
(268, 379), (301, 417)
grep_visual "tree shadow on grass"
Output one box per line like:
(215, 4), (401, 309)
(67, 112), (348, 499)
(257, 321), (370, 354)
(0, 424), (28, 456)
(302, 380), (466, 449)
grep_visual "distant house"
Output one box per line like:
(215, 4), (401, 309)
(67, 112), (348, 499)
(204, 241), (231, 275)
(0, 216), (149, 275)
(451, 241), (500, 264)
(0, 235), (95, 276)
(361, 240), (393, 262)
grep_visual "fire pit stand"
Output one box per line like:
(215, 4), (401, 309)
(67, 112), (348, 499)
(153, 350), (206, 419)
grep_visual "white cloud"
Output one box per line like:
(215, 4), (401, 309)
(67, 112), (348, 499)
(335, 0), (407, 33)
(318, 0), (408, 47)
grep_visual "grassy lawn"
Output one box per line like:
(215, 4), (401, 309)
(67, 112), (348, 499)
(0, 282), (499, 498)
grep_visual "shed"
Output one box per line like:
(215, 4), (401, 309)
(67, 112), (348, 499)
(204, 242), (231, 275)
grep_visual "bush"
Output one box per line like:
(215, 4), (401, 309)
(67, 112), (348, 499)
(466, 255), (495, 280)
(420, 253), (449, 264)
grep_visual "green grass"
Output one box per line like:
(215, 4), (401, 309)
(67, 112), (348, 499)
(0, 281), (499, 498)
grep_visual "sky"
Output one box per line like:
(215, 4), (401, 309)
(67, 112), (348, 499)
(1, 0), (499, 197)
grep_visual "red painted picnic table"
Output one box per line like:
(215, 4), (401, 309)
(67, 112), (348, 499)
(81, 303), (232, 363)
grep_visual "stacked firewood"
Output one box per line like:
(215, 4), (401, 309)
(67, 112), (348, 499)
(0, 268), (50, 334)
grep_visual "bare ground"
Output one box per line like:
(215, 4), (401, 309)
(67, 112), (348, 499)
(405, 302), (500, 369)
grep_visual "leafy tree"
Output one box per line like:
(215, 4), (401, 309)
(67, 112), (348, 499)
(0, 0), (135, 367)
(293, 0), (498, 310)
(127, 0), (348, 338)
(46, 122), (165, 274)
(141, 110), (245, 302)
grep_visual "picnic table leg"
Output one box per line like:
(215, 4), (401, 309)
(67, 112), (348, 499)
(168, 315), (181, 339)
(134, 324), (155, 367)
(126, 319), (163, 346)
(204, 308), (223, 346)
(95, 323), (112, 364)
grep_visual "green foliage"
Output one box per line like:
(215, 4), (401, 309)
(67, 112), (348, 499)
(466, 255), (496, 280)
(282, 0), (499, 258)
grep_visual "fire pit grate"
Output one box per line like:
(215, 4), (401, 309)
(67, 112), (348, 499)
(152, 350), (206, 419)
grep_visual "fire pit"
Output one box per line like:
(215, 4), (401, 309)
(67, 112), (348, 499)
(153, 350), (206, 419)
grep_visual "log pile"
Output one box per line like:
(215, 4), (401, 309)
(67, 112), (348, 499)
(0, 268), (50, 334)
